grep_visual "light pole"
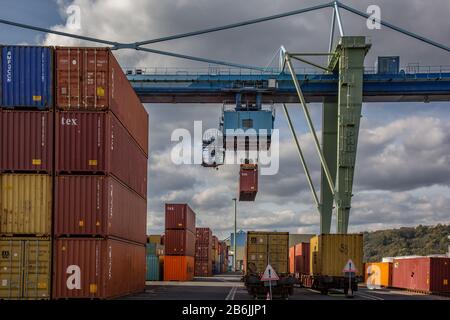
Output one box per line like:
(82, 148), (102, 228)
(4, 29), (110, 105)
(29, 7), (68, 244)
(232, 197), (237, 272)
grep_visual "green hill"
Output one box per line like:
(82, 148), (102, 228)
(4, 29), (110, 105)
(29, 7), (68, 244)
(363, 224), (450, 262)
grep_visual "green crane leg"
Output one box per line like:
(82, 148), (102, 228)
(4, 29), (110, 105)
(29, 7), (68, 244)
(320, 98), (338, 234)
(334, 37), (370, 234)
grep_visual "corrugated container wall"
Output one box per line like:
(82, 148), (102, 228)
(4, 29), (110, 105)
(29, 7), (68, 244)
(246, 232), (289, 274)
(310, 234), (363, 277)
(146, 255), (160, 281)
(164, 256), (194, 281)
(392, 257), (450, 293)
(0, 237), (51, 299)
(53, 238), (145, 299)
(55, 111), (147, 199)
(148, 235), (162, 244)
(164, 229), (195, 256)
(295, 242), (310, 275)
(54, 47), (148, 155)
(1, 46), (53, 109)
(54, 175), (146, 243)
(0, 174), (52, 235)
(165, 203), (196, 233)
(0, 111), (53, 172)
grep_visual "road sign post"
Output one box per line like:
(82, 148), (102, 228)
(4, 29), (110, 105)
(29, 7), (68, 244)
(343, 259), (357, 298)
(261, 262), (279, 300)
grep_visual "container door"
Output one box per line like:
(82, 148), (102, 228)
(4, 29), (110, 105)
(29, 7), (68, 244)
(0, 239), (23, 299)
(56, 48), (82, 108)
(23, 239), (50, 299)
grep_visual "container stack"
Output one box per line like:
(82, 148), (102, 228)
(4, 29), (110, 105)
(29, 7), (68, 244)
(194, 227), (213, 277)
(0, 46), (54, 300)
(212, 235), (220, 274)
(146, 239), (165, 281)
(51, 47), (148, 299)
(219, 241), (229, 273)
(164, 204), (196, 281)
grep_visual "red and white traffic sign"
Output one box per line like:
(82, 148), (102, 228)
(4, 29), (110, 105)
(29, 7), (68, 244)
(261, 264), (279, 281)
(343, 259), (357, 273)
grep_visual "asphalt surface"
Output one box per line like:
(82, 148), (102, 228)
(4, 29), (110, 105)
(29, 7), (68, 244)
(121, 273), (450, 300)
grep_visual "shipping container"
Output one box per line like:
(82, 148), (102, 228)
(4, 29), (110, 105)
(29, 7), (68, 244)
(1, 46), (53, 109)
(55, 111), (147, 199)
(239, 164), (258, 201)
(55, 47), (148, 155)
(195, 227), (212, 246)
(392, 257), (450, 293)
(164, 255), (194, 281)
(0, 237), (51, 299)
(364, 262), (392, 288)
(54, 175), (146, 243)
(0, 111), (53, 172)
(146, 243), (164, 256)
(146, 255), (160, 281)
(164, 229), (195, 256)
(53, 238), (145, 299)
(295, 242), (310, 275)
(165, 203), (196, 233)
(195, 245), (211, 261)
(246, 231), (289, 275)
(0, 174), (52, 236)
(310, 234), (363, 277)
(195, 260), (212, 277)
(148, 234), (162, 244)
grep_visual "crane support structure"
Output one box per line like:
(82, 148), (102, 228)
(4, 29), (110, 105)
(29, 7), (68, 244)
(329, 36), (371, 233)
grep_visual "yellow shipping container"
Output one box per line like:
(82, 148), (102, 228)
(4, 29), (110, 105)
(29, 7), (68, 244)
(310, 234), (363, 277)
(0, 237), (51, 299)
(0, 174), (52, 235)
(246, 231), (289, 274)
(148, 234), (162, 244)
(364, 262), (393, 287)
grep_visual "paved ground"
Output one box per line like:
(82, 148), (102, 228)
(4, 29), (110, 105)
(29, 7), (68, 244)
(121, 273), (450, 300)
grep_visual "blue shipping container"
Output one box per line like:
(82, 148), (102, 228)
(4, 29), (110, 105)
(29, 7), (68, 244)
(1, 46), (53, 108)
(146, 255), (160, 281)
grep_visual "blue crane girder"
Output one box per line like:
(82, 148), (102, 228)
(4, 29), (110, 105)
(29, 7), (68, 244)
(128, 72), (450, 103)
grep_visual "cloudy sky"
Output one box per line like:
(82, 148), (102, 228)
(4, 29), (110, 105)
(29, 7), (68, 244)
(2, 0), (450, 239)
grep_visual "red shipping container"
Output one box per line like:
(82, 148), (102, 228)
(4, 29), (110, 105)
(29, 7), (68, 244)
(392, 257), (450, 293)
(295, 242), (310, 275)
(195, 260), (212, 277)
(196, 227), (212, 246)
(53, 238), (145, 299)
(239, 164), (258, 201)
(54, 175), (147, 243)
(212, 235), (219, 253)
(164, 229), (195, 256)
(55, 47), (148, 155)
(164, 256), (194, 281)
(55, 111), (147, 199)
(165, 204), (195, 233)
(195, 245), (211, 260)
(0, 110), (53, 172)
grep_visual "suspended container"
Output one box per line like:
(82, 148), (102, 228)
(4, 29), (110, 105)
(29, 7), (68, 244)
(0, 237), (51, 300)
(239, 164), (258, 201)
(0, 110), (53, 173)
(1, 46), (53, 109)
(0, 174), (52, 236)
(55, 47), (148, 155)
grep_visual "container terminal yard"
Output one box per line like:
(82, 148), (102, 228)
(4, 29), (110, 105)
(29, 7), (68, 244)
(0, 0), (449, 314)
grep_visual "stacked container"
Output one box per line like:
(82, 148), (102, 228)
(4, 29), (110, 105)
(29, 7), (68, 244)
(0, 46), (54, 299)
(212, 235), (220, 274)
(164, 204), (195, 281)
(195, 227), (213, 277)
(146, 242), (165, 281)
(289, 242), (310, 276)
(52, 47), (148, 299)
(219, 241), (229, 273)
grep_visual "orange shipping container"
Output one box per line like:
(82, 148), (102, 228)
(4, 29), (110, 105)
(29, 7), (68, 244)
(364, 262), (393, 288)
(289, 246), (295, 274)
(163, 256), (194, 281)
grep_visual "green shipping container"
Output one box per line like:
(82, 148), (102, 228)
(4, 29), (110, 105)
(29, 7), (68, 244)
(146, 255), (160, 281)
(0, 237), (51, 299)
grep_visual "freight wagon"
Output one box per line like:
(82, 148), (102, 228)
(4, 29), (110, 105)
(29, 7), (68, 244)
(243, 231), (296, 299)
(300, 234), (364, 296)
